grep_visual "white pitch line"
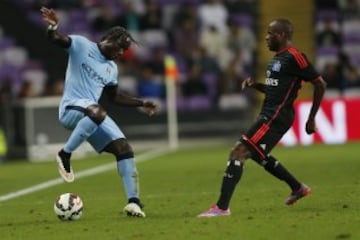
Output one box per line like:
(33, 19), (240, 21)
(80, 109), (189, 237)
(0, 148), (172, 202)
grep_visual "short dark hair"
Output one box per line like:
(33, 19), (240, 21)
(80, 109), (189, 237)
(273, 18), (294, 39)
(101, 26), (137, 49)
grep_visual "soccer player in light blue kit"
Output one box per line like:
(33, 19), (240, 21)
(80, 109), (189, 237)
(41, 7), (157, 217)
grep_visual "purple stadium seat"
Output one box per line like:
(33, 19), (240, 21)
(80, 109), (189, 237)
(316, 10), (339, 21)
(27, 11), (44, 26)
(107, 0), (122, 15)
(0, 64), (22, 88)
(343, 32), (360, 44)
(349, 55), (360, 68)
(316, 46), (339, 57)
(184, 0), (201, 5)
(0, 37), (14, 50)
(202, 73), (218, 99)
(20, 60), (43, 72)
(187, 95), (211, 111)
(67, 21), (90, 33)
(156, 0), (183, 5)
(315, 46), (340, 71)
(176, 96), (187, 111)
(173, 54), (188, 74)
(156, 0), (201, 5)
(68, 10), (87, 22)
(230, 14), (253, 27)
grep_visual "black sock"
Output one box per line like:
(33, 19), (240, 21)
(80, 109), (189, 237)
(216, 160), (243, 210)
(59, 149), (71, 172)
(128, 197), (143, 208)
(263, 156), (301, 191)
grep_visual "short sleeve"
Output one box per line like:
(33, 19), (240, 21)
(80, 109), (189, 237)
(288, 51), (320, 82)
(67, 35), (91, 55)
(108, 62), (119, 86)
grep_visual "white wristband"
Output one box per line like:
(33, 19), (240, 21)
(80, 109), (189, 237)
(48, 24), (58, 31)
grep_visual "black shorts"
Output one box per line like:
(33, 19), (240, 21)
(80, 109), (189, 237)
(240, 115), (292, 161)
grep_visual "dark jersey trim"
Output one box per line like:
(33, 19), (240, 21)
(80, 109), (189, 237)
(250, 123), (270, 143)
(65, 105), (86, 113)
(248, 78), (297, 145)
(268, 78), (297, 126)
(276, 46), (291, 55)
(288, 47), (308, 69)
(242, 135), (266, 159)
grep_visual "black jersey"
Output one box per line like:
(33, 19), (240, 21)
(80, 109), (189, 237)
(260, 46), (320, 124)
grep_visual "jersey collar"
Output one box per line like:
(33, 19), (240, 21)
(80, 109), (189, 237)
(276, 45), (293, 55)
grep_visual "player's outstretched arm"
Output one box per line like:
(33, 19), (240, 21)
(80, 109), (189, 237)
(305, 76), (326, 134)
(40, 7), (70, 48)
(104, 85), (158, 116)
(241, 77), (266, 93)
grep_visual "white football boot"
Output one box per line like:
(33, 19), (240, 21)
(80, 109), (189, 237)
(56, 153), (74, 183)
(123, 203), (146, 217)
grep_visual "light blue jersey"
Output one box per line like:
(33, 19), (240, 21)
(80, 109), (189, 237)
(56, 33), (141, 202)
(59, 35), (125, 152)
(59, 35), (118, 117)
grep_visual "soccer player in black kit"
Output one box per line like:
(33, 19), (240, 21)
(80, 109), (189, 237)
(198, 18), (327, 217)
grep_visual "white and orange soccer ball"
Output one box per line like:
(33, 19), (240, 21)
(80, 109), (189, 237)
(54, 193), (83, 220)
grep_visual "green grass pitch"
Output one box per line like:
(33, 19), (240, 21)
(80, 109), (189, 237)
(0, 141), (359, 240)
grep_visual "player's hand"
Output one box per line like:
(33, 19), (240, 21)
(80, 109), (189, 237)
(241, 77), (255, 90)
(40, 7), (59, 26)
(142, 100), (158, 117)
(305, 118), (316, 134)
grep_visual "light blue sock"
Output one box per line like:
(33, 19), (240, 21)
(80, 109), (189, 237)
(117, 158), (139, 200)
(64, 117), (98, 153)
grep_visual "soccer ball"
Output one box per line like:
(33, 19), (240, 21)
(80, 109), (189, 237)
(54, 193), (83, 220)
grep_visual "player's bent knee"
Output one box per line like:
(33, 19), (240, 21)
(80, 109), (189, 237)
(117, 138), (133, 153)
(85, 104), (106, 125)
(240, 139), (266, 165)
(230, 142), (251, 161)
(105, 138), (134, 159)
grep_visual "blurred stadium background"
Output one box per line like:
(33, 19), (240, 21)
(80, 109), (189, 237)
(0, 0), (359, 162)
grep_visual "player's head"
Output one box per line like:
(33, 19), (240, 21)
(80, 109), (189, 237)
(266, 18), (293, 52)
(99, 26), (137, 60)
